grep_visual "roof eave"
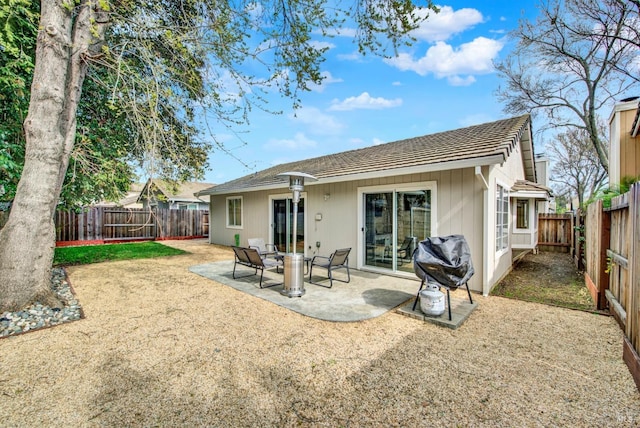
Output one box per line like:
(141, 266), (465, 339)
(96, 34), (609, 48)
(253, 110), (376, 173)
(205, 154), (506, 196)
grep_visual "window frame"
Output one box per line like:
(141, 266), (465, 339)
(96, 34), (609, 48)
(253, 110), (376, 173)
(226, 196), (243, 229)
(496, 183), (509, 253)
(515, 199), (530, 230)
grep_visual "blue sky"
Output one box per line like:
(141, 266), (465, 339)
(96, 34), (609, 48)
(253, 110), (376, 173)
(201, 1), (542, 185)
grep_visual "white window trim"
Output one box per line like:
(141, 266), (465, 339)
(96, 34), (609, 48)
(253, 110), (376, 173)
(356, 181), (438, 273)
(495, 181), (509, 255)
(226, 196), (243, 229)
(514, 198), (532, 232)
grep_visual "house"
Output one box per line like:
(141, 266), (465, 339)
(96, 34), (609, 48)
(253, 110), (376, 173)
(138, 179), (214, 210)
(198, 114), (550, 295)
(94, 182), (145, 209)
(608, 97), (640, 188)
(534, 154), (555, 213)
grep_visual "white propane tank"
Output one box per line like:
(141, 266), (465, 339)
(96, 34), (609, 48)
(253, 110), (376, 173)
(419, 283), (445, 316)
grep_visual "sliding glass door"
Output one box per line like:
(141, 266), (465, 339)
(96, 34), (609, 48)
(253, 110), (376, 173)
(363, 187), (432, 274)
(272, 197), (305, 254)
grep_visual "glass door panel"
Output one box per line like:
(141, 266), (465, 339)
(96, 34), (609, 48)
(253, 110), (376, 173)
(364, 193), (393, 268)
(395, 190), (431, 273)
(364, 189), (432, 273)
(272, 198), (305, 254)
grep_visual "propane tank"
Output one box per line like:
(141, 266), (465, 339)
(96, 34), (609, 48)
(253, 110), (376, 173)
(419, 283), (445, 316)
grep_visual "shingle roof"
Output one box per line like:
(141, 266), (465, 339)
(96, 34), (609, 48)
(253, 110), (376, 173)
(200, 114), (533, 195)
(511, 179), (552, 197)
(142, 180), (216, 203)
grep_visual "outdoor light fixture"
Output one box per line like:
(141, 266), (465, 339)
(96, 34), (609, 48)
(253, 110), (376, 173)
(276, 171), (317, 297)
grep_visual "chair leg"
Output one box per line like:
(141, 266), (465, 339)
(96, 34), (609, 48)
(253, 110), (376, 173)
(446, 288), (452, 321)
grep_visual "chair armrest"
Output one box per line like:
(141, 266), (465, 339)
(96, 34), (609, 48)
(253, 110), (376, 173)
(265, 244), (279, 254)
(310, 255), (330, 265)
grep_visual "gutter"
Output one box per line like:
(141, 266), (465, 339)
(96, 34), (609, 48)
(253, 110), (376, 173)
(203, 154), (505, 196)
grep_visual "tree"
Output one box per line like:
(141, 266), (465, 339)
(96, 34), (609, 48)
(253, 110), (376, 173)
(0, 2), (208, 209)
(0, 0), (38, 202)
(495, 0), (640, 174)
(0, 1), (437, 311)
(548, 126), (608, 208)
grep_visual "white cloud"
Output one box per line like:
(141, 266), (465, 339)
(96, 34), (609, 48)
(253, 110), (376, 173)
(337, 51), (363, 61)
(265, 132), (317, 150)
(328, 92), (403, 111)
(323, 27), (357, 38)
(288, 107), (344, 135)
(385, 37), (504, 84)
(412, 6), (484, 42)
(308, 71), (343, 93)
(372, 138), (386, 146)
(309, 40), (336, 51)
(392, 81), (402, 86)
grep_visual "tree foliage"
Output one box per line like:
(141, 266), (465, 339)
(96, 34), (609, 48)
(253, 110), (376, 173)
(0, 0), (37, 201)
(548, 126), (608, 209)
(495, 0), (640, 174)
(0, 0), (438, 311)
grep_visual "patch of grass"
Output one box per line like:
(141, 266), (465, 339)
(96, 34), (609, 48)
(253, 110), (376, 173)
(490, 252), (596, 312)
(491, 278), (595, 311)
(54, 241), (187, 266)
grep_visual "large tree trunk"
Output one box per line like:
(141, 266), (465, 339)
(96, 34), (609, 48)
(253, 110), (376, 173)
(0, 2), (107, 312)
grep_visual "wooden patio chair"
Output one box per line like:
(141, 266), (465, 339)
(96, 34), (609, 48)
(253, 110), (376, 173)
(308, 248), (351, 288)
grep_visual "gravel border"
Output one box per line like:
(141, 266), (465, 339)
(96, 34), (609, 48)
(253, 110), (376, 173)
(0, 268), (83, 338)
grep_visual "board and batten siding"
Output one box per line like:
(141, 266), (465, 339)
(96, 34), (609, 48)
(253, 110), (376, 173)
(208, 166), (488, 293)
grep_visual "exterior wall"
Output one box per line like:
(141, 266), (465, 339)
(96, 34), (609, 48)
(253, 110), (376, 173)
(609, 100), (640, 188)
(486, 142), (527, 294)
(209, 167), (487, 293)
(534, 156), (552, 213)
(511, 198), (538, 249)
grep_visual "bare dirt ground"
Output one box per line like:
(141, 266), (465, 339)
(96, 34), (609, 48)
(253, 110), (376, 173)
(1, 239), (639, 427)
(492, 251), (596, 312)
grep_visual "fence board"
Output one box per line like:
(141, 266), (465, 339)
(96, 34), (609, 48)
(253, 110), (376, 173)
(585, 200), (610, 310)
(538, 213), (572, 253)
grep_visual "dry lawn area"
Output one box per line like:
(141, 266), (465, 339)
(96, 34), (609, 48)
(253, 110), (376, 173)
(1, 239), (639, 427)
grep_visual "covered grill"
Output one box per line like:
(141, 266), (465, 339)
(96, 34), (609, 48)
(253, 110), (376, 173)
(412, 235), (475, 320)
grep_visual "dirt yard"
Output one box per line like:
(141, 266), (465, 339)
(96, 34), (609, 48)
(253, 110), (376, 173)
(0, 239), (638, 426)
(492, 251), (595, 311)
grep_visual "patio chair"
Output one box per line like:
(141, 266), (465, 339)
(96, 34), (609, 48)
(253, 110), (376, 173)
(397, 237), (415, 266)
(232, 246), (282, 288)
(308, 248), (351, 288)
(247, 238), (279, 259)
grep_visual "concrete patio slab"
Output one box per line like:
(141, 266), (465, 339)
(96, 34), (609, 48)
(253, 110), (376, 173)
(190, 260), (478, 327)
(395, 295), (478, 329)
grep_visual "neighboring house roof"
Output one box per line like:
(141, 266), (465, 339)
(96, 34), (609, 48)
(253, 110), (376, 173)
(510, 180), (552, 200)
(199, 114), (535, 195)
(139, 179), (216, 204)
(93, 182), (145, 208)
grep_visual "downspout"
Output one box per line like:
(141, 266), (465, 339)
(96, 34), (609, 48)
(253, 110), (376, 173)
(475, 166), (490, 296)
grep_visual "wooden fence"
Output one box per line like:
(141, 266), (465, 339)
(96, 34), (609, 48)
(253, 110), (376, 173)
(54, 207), (209, 242)
(538, 213), (573, 253)
(584, 182), (640, 391)
(1, 207), (208, 243)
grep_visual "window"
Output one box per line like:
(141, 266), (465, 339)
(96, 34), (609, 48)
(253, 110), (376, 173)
(226, 196), (243, 228)
(496, 185), (509, 251)
(516, 199), (529, 229)
(177, 203), (198, 210)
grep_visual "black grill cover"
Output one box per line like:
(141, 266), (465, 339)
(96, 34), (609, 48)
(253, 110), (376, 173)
(413, 235), (474, 289)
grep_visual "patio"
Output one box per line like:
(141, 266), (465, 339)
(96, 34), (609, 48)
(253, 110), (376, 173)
(190, 260), (478, 327)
